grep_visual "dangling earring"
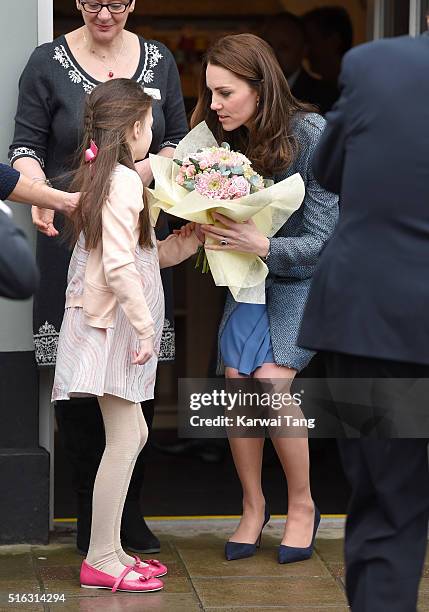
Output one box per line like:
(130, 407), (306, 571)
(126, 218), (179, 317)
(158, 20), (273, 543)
(256, 98), (260, 108)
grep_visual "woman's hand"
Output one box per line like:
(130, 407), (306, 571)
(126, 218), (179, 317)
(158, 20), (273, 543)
(31, 206), (59, 237)
(202, 212), (269, 257)
(59, 191), (80, 217)
(173, 221), (205, 243)
(135, 158), (154, 187)
(132, 337), (155, 365)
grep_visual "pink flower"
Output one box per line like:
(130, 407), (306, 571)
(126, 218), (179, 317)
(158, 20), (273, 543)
(185, 164), (196, 178)
(195, 171), (230, 199)
(228, 175), (250, 198)
(176, 173), (185, 186)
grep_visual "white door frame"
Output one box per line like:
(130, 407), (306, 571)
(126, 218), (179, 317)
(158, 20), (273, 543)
(369, 0), (386, 40)
(38, 0), (53, 44)
(37, 0), (55, 530)
(409, 0), (423, 36)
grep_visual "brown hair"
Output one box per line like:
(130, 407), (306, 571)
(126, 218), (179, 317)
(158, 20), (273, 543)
(191, 33), (315, 177)
(69, 78), (153, 249)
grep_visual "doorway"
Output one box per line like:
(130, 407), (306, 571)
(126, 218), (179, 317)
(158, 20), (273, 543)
(51, 0), (428, 520)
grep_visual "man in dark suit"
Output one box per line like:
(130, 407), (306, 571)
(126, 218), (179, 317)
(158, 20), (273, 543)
(298, 32), (429, 611)
(262, 11), (338, 114)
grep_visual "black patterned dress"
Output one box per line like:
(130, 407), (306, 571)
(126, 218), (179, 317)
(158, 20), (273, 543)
(9, 34), (187, 367)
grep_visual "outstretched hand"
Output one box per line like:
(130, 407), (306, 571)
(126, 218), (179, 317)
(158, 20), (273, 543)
(173, 221), (205, 244)
(31, 206), (58, 237)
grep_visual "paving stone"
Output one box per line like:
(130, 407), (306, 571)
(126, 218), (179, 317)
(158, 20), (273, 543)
(192, 576), (347, 608)
(315, 540), (345, 564)
(0, 554), (34, 580)
(39, 579), (89, 598)
(49, 592), (203, 611)
(205, 607), (349, 611)
(419, 579), (429, 610)
(0, 585), (44, 612)
(160, 576), (193, 594)
(0, 603), (44, 611)
(323, 562), (345, 580)
(175, 540), (330, 578)
(38, 566), (79, 581)
(31, 545), (80, 567)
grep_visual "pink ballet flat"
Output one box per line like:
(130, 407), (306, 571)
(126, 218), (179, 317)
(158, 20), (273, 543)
(132, 555), (168, 578)
(80, 560), (163, 593)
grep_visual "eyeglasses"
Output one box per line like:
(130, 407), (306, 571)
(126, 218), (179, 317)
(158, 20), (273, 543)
(80, 1), (131, 14)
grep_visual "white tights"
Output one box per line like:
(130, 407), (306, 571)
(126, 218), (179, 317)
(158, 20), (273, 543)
(85, 394), (148, 580)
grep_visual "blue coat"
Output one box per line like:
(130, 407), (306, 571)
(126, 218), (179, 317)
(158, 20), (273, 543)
(217, 113), (339, 373)
(298, 34), (429, 365)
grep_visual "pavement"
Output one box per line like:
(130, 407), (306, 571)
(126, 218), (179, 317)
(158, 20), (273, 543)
(1, 516), (429, 611)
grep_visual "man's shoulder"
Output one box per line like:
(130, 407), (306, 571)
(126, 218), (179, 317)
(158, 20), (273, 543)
(344, 35), (421, 66)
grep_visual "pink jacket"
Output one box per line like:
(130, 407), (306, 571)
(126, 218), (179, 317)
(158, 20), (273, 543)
(66, 164), (200, 339)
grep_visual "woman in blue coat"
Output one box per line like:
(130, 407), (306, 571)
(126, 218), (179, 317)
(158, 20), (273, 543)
(191, 34), (339, 563)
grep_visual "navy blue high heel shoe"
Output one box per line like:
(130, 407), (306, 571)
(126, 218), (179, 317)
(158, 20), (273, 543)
(225, 506), (271, 561)
(278, 506), (321, 564)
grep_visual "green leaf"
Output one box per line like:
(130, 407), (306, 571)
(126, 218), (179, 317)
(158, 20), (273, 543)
(183, 180), (196, 191)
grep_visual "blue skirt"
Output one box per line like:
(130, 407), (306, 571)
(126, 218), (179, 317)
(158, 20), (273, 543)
(220, 303), (274, 376)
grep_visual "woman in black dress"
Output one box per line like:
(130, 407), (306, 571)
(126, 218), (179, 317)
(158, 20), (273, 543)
(10, 0), (187, 554)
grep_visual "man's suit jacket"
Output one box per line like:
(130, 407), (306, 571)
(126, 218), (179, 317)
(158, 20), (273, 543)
(292, 68), (339, 115)
(298, 33), (429, 365)
(0, 207), (39, 299)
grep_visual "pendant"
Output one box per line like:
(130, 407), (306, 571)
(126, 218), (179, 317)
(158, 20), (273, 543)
(108, 71), (114, 78)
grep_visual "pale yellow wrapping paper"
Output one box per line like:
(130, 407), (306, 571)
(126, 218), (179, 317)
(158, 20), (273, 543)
(147, 122), (305, 304)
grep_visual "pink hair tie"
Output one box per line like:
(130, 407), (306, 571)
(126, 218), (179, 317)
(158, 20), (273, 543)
(84, 139), (99, 163)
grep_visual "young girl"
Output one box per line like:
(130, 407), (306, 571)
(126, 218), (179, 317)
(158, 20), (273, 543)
(52, 79), (200, 593)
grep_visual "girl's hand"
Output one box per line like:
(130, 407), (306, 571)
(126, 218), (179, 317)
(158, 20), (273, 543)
(201, 212), (269, 257)
(31, 206), (59, 237)
(173, 222), (205, 243)
(132, 337), (155, 365)
(135, 158), (154, 187)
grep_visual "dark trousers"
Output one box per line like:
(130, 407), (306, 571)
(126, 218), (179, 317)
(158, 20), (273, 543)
(55, 397), (154, 515)
(322, 351), (429, 612)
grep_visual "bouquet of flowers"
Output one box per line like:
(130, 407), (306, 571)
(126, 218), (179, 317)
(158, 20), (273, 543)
(174, 143), (273, 272)
(146, 122), (305, 304)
